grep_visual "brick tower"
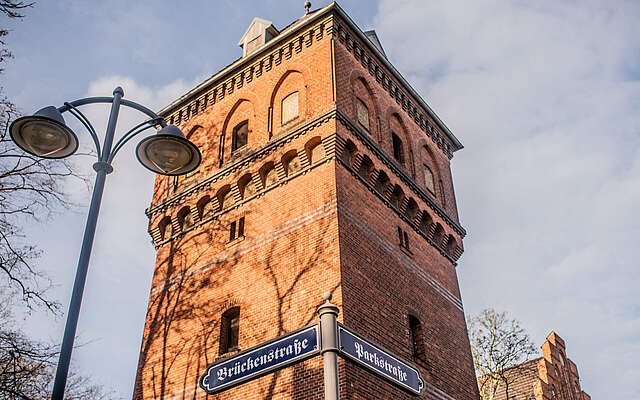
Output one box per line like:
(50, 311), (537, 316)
(133, 3), (479, 400)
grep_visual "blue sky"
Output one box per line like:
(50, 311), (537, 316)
(3, 1), (639, 399)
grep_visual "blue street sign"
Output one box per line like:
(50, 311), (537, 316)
(199, 324), (320, 394)
(338, 324), (424, 395)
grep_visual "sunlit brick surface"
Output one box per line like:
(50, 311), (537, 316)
(133, 5), (478, 400)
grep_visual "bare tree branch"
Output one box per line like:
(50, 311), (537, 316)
(469, 308), (537, 400)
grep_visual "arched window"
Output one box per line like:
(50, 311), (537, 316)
(232, 121), (248, 152)
(424, 165), (435, 194)
(219, 307), (240, 354)
(392, 133), (404, 164)
(281, 91), (299, 124)
(409, 315), (426, 364)
(177, 207), (193, 231)
(356, 98), (369, 131)
(439, 179), (447, 206)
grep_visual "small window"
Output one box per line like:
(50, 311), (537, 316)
(220, 307), (240, 354)
(282, 92), (299, 124)
(409, 315), (426, 363)
(424, 165), (435, 194)
(229, 217), (245, 242)
(232, 121), (248, 152)
(392, 133), (404, 164)
(356, 98), (370, 130)
(398, 227), (409, 250)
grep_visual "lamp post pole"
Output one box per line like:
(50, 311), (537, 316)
(9, 86), (201, 400)
(50, 87), (123, 400)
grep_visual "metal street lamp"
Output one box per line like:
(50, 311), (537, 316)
(8, 86), (201, 400)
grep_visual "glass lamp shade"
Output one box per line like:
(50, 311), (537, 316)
(136, 125), (201, 176)
(9, 106), (78, 159)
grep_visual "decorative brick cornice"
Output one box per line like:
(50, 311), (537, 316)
(146, 108), (338, 218)
(338, 147), (461, 264)
(335, 107), (466, 237)
(332, 11), (462, 159)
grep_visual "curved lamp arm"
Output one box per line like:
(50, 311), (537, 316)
(108, 117), (163, 163)
(57, 96), (166, 126)
(56, 95), (168, 164)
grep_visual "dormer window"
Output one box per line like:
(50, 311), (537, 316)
(282, 92), (299, 125)
(238, 17), (279, 58)
(232, 121), (248, 152)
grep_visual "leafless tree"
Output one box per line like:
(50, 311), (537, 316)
(0, 0), (87, 312)
(0, 298), (114, 399)
(0, 3), (112, 399)
(469, 308), (537, 400)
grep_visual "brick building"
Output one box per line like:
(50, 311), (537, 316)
(478, 332), (590, 400)
(133, 2), (479, 399)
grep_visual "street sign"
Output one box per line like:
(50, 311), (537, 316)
(199, 324), (320, 394)
(338, 323), (424, 395)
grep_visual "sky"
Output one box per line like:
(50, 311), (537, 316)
(3, 0), (639, 399)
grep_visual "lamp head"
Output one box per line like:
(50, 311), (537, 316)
(136, 124), (201, 176)
(9, 106), (79, 159)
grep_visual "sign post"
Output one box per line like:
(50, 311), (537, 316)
(318, 292), (340, 400)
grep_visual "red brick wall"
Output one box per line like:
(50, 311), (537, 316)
(134, 8), (476, 400)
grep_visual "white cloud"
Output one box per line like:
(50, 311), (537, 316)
(374, 1), (640, 398)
